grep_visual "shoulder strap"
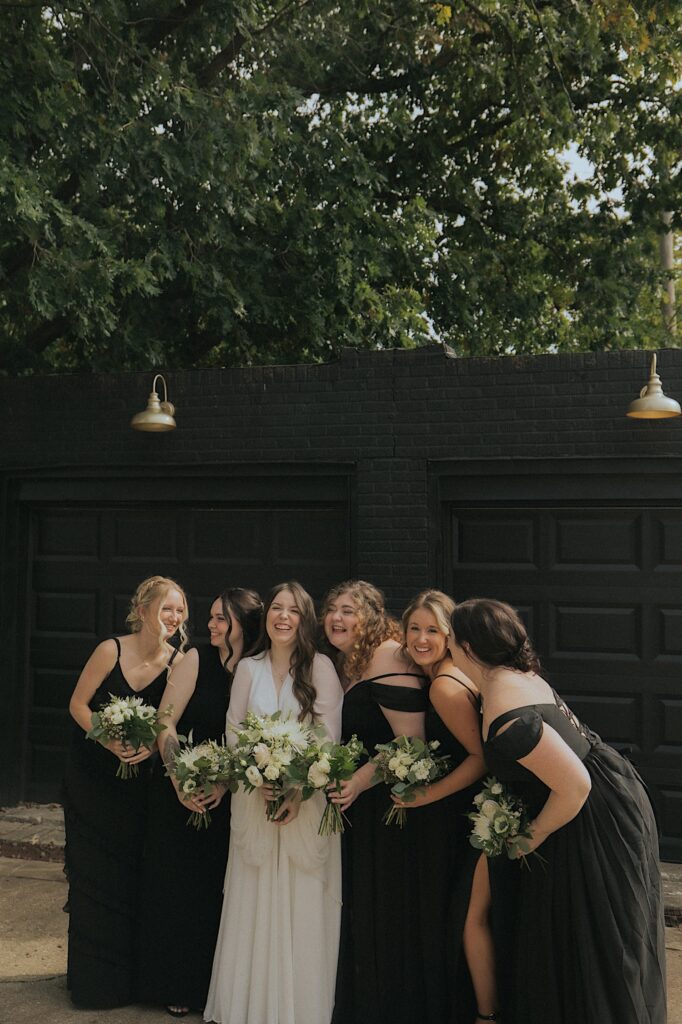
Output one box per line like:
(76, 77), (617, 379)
(432, 673), (479, 702)
(112, 636), (122, 659)
(369, 672), (426, 682)
(168, 646), (180, 666)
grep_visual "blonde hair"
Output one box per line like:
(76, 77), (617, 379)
(125, 575), (189, 652)
(401, 589), (455, 674)
(321, 580), (402, 684)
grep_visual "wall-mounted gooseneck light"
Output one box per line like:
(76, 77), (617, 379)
(130, 374), (177, 432)
(626, 353), (681, 419)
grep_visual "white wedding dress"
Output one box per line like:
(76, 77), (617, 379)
(203, 652), (343, 1024)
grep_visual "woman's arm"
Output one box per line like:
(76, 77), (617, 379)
(514, 722), (592, 853)
(157, 648), (199, 764)
(68, 639), (136, 763)
(394, 678), (485, 809)
(312, 654), (344, 742)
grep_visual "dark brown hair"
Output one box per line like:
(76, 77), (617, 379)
(450, 598), (540, 674)
(251, 581), (319, 722)
(220, 587), (263, 668)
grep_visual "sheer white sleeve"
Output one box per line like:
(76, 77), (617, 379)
(312, 654), (344, 742)
(226, 659), (253, 748)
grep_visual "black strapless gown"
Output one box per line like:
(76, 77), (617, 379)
(413, 683), (480, 1023)
(137, 644), (231, 1011)
(483, 698), (667, 1024)
(62, 642), (170, 1008)
(332, 674), (429, 1024)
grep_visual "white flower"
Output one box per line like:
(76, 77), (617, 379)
(253, 743), (271, 767)
(110, 711), (125, 725)
(388, 756), (402, 774)
(394, 764), (409, 781)
(245, 765), (264, 788)
(480, 799), (500, 819)
(308, 760), (331, 788)
(263, 763), (280, 781)
(429, 740), (441, 750)
(493, 815), (510, 834)
(138, 706), (156, 720)
(473, 792), (485, 807)
(183, 779), (197, 793)
(412, 759), (431, 782)
(490, 782), (503, 795)
(473, 816), (492, 841)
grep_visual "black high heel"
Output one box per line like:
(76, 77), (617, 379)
(476, 1014), (499, 1022)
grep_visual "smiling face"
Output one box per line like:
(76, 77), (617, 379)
(208, 598), (242, 650)
(323, 590), (359, 654)
(406, 607), (449, 670)
(266, 589), (301, 648)
(142, 587), (186, 641)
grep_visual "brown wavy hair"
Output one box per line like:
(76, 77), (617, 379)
(125, 575), (189, 653)
(321, 580), (402, 684)
(401, 589), (455, 676)
(450, 598), (541, 674)
(220, 587), (263, 668)
(250, 581), (319, 722)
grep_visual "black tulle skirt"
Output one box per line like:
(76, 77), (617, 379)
(489, 741), (667, 1024)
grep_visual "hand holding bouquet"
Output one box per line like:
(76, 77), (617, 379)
(166, 738), (233, 829)
(287, 735), (366, 835)
(87, 695), (172, 778)
(468, 776), (537, 862)
(373, 736), (450, 827)
(230, 710), (318, 821)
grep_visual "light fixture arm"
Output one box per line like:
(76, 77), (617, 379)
(152, 374), (169, 404)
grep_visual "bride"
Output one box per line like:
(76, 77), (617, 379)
(204, 581), (344, 1024)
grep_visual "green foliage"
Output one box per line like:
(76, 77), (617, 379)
(0, 0), (680, 373)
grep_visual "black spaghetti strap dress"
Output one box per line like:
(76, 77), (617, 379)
(332, 673), (429, 1024)
(483, 695), (667, 1024)
(137, 644), (232, 1011)
(62, 637), (172, 1008)
(413, 674), (481, 1024)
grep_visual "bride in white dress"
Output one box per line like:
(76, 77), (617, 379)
(204, 581), (343, 1024)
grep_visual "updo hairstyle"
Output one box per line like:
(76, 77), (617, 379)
(450, 598), (540, 674)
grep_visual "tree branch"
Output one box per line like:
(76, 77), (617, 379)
(139, 0), (210, 51)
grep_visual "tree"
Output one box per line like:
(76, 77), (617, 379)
(0, 0), (680, 374)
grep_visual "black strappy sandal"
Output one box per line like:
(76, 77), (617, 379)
(476, 1014), (499, 1022)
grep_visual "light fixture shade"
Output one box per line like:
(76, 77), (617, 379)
(131, 375), (177, 432)
(626, 353), (681, 419)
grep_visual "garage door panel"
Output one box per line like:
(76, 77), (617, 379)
(551, 604), (641, 660)
(552, 514), (641, 569)
(454, 513), (539, 569)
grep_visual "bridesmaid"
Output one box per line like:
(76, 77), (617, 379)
(137, 587), (263, 1017)
(393, 590), (493, 1023)
(63, 575), (188, 1008)
(448, 598), (667, 1024)
(323, 580), (429, 1024)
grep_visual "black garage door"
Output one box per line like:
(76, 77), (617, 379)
(443, 504), (682, 861)
(24, 497), (350, 803)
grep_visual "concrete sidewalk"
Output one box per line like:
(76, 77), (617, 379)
(0, 806), (680, 1022)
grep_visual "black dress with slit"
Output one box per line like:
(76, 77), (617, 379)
(483, 696), (667, 1024)
(62, 637), (172, 1009)
(415, 675), (481, 1024)
(137, 644), (231, 1011)
(332, 673), (429, 1024)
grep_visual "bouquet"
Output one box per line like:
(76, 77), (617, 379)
(230, 710), (319, 821)
(468, 776), (535, 861)
(287, 735), (366, 836)
(373, 736), (450, 827)
(166, 738), (233, 829)
(87, 695), (172, 779)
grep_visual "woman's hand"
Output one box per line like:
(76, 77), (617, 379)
(103, 739), (152, 765)
(391, 787), (431, 810)
(327, 773), (365, 812)
(174, 782), (226, 816)
(273, 791), (302, 826)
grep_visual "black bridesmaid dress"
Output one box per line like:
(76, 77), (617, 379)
(62, 637), (172, 1008)
(137, 644), (231, 1011)
(414, 676), (481, 1024)
(332, 673), (429, 1024)
(483, 695), (667, 1024)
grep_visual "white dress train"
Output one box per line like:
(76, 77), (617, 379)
(203, 652), (343, 1024)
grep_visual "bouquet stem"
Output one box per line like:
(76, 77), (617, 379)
(265, 790), (286, 821)
(318, 797), (351, 836)
(382, 804), (407, 828)
(187, 810), (211, 830)
(116, 761), (140, 780)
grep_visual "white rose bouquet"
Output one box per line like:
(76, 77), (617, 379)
(468, 776), (536, 861)
(230, 710), (318, 821)
(372, 736), (450, 827)
(166, 738), (233, 829)
(87, 694), (172, 779)
(286, 735), (366, 836)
